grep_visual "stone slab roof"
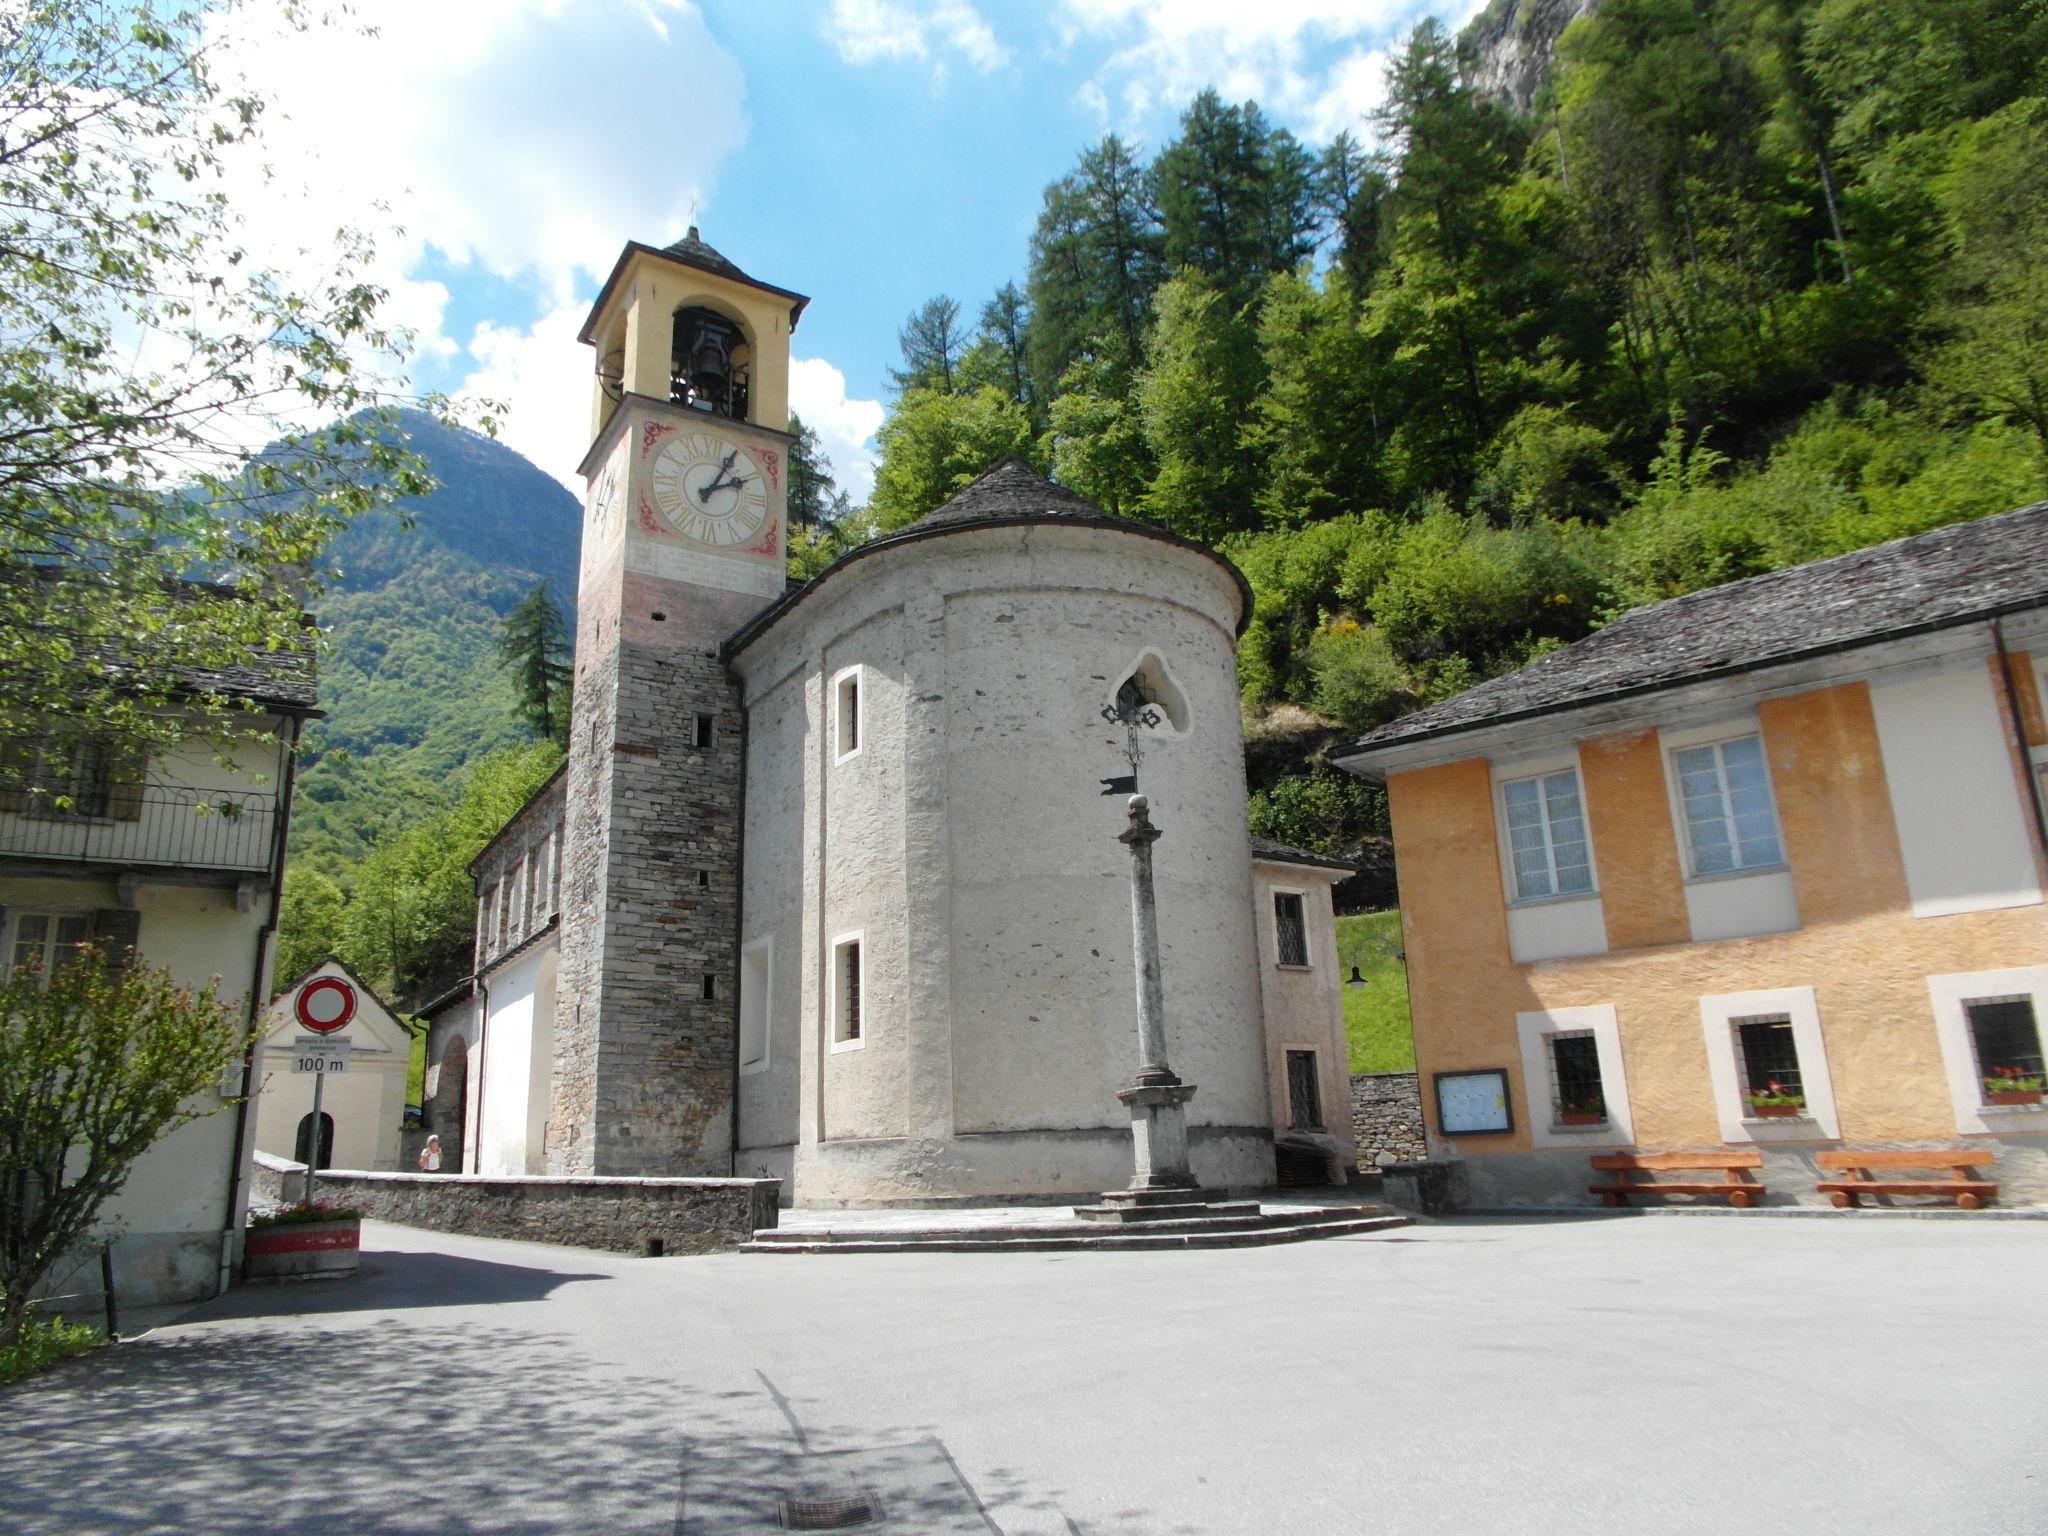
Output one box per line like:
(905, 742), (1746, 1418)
(723, 458), (1255, 656)
(898, 457), (1113, 531)
(1250, 836), (1360, 874)
(1346, 501), (2048, 758)
(10, 566), (320, 712)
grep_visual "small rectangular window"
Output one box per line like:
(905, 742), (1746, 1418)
(1273, 892), (1309, 967)
(1675, 734), (1783, 875)
(1501, 767), (1593, 900)
(1546, 1030), (1606, 1122)
(1965, 996), (2045, 1102)
(832, 934), (864, 1047)
(739, 939), (771, 1073)
(1736, 1015), (1804, 1111)
(694, 713), (716, 749)
(10, 912), (92, 982)
(695, 868), (711, 889)
(1285, 1049), (1323, 1129)
(701, 973), (718, 1002)
(834, 669), (861, 761)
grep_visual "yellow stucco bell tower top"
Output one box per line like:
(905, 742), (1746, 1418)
(572, 230), (809, 630)
(577, 227), (809, 445)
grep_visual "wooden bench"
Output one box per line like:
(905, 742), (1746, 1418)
(1815, 1149), (1998, 1209)
(1591, 1151), (1765, 1207)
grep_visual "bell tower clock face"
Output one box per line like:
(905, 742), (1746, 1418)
(647, 428), (771, 548)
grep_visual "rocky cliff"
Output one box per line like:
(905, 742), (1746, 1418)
(1460, 0), (1598, 113)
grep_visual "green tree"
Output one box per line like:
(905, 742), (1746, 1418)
(275, 867), (346, 988)
(1919, 102), (2048, 466)
(958, 283), (1037, 421)
(891, 296), (967, 394)
(330, 740), (563, 1000)
(0, 0), (473, 773)
(1045, 355), (1151, 517)
(497, 582), (572, 745)
(1026, 135), (1162, 388)
(1151, 90), (1313, 306)
(1247, 269), (1387, 526)
(1247, 765), (1390, 857)
(0, 948), (245, 1341)
(868, 388), (1036, 531)
(1136, 272), (1264, 544)
(785, 412), (838, 527)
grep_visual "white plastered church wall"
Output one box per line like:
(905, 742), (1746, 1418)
(732, 522), (1274, 1203)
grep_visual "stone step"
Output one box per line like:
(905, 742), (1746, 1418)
(749, 1203), (1396, 1245)
(1071, 1200), (1263, 1224)
(738, 1213), (1412, 1255)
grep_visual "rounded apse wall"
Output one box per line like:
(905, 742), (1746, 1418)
(731, 520), (1275, 1202)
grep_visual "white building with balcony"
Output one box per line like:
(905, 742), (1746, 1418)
(0, 650), (313, 1307)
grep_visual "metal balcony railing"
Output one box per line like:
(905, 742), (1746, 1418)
(0, 787), (277, 872)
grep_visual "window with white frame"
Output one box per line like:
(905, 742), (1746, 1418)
(1273, 891), (1310, 967)
(1515, 1005), (1633, 1145)
(1673, 734), (1783, 875)
(9, 912), (92, 981)
(1545, 1030), (1607, 1122)
(1500, 767), (1593, 900)
(1963, 995), (2045, 1103)
(834, 667), (861, 761)
(1697, 986), (1838, 1142)
(738, 938), (771, 1073)
(831, 933), (864, 1049)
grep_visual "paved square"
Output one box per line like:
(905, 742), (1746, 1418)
(1, 1215), (2042, 1533)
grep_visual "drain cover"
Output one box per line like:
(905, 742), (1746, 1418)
(777, 1491), (884, 1530)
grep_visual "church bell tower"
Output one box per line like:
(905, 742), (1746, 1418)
(549, 229), (808, 1175)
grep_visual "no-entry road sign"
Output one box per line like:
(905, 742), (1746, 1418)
(295, 976), (358, 1034)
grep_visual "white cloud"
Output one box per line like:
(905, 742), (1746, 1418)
(225, 0), (747, 299)
(826, 0), (1009, 76)
(1303, 46), (1391, 144)
(1053, 0), (1427, 143)
(790, 357), (885, 506)
(459, 302), (596, 494)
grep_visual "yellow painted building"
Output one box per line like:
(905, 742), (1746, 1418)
(1339, 503), (2048, 1207)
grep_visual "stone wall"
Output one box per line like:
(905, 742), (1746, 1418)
(250, 1153), (778, 1255)
(1351, 1071), (1428, 1167)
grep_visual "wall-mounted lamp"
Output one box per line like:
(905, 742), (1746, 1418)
(1345, 965), (1368, 990)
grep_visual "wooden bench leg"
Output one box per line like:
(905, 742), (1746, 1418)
(1601, 1191), (1625, 1207)
(1957, 1191), (1984, 1210)
(1828, 1190), (1856, 1208)
(1727, 1187), (1755, 1208)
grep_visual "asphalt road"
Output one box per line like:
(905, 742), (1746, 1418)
(1, 1214), (2043, 1534)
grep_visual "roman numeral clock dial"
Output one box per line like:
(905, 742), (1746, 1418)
(648, 429), (770, 548)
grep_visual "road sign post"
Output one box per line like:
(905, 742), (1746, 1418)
(290, 977), (357, 1205)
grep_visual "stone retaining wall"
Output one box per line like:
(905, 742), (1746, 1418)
(1351, 1071), (1428, 1167)
(249, 1153), (778, 1255)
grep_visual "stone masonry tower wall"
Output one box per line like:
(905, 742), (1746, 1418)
(549, 232), (803, 1176)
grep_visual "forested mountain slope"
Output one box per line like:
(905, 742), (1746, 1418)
(289, 411), (580, 874)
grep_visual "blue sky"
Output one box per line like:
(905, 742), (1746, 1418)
(231, 1), (1481, 501)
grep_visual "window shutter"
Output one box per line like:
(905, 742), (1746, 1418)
(104, 746), (145, 821)
(92, 908), (141, 972)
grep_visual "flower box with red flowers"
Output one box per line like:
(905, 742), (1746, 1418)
(1746, 1081), (1806, 1118)
(1982, 1067), (2045, 1107)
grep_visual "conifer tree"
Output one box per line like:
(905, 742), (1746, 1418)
(497, 583), (572, 746)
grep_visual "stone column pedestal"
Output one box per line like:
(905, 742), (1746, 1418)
(1116, 1078), (1200, 1190)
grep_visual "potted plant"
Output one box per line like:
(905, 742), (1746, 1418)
(1746, 1081), (1806, 1118)
(1557, 1095), (1607, 1126)
(244, 1201), (362, 1281)
(1983, 1066), (2046, 1107)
